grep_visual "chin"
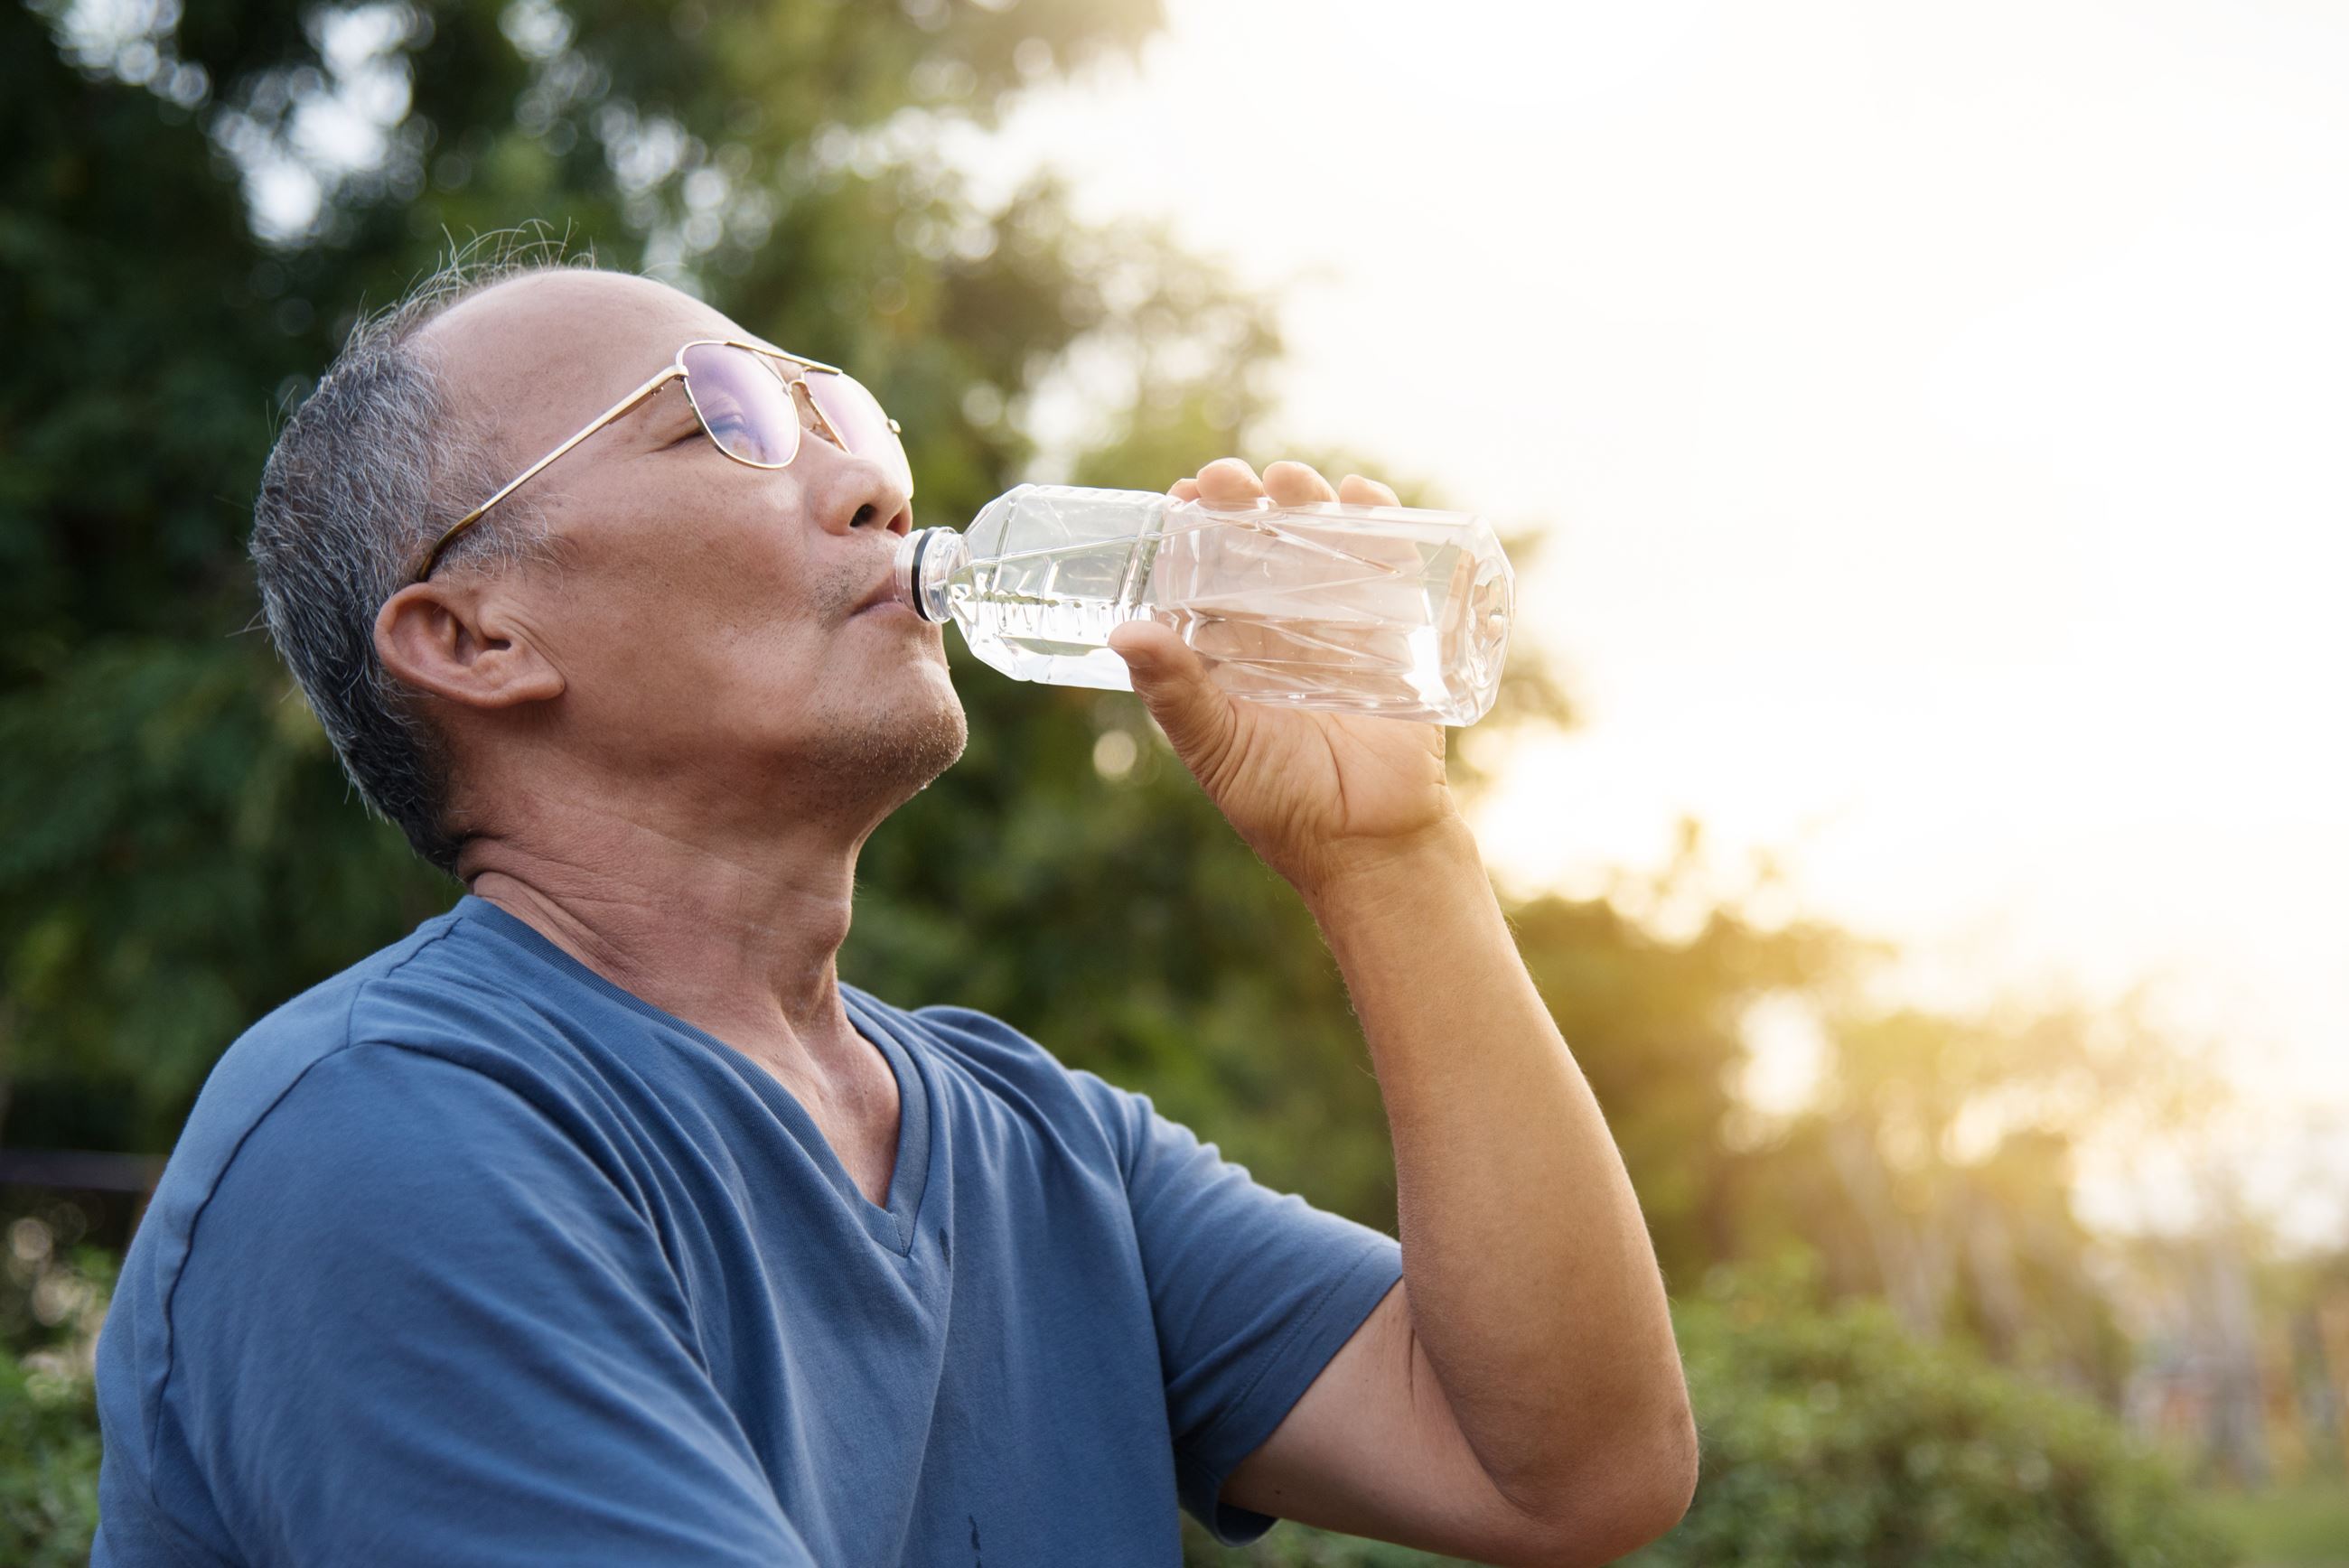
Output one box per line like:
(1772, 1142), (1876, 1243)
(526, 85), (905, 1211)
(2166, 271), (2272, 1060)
(791, 683), (969, 820)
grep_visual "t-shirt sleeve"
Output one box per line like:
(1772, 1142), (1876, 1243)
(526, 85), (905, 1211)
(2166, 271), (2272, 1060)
(1072, 1067), (1405, 1547)
(157, 1041), (817, 1567)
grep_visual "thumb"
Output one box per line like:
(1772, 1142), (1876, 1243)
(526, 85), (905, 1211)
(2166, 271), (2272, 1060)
(1108, 622), (1238, 775)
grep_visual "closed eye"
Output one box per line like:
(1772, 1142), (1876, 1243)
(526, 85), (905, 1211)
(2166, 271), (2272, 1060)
(652, 384), (705, 449)
(660, 406), (719, 450)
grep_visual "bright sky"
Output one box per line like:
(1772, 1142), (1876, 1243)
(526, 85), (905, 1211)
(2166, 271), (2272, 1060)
(954, 0), (2349, 1234)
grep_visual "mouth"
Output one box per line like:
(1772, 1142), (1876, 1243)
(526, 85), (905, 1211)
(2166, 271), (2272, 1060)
(852, 573), (930, 626)
(851, 570), (901, 618)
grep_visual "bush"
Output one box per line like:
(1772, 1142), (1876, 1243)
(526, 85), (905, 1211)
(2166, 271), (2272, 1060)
(1184, 1262), (2232, 1566)
(3, 1218), (114, 1568)
(0, 1351), (101, 1568)
(1632, 1263), (2236, 1568)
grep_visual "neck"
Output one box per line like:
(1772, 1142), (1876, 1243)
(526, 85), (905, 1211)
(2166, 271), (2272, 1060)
(456, 779), (878, 1087)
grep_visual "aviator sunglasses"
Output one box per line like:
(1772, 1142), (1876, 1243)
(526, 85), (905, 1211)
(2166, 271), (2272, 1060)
(412, 339), (913, 583)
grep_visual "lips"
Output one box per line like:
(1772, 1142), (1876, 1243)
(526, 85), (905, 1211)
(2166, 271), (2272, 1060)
(851, 570), (898, 617)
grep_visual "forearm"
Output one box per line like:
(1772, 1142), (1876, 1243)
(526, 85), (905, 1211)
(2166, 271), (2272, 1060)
(1301, 817), (1693, 1518)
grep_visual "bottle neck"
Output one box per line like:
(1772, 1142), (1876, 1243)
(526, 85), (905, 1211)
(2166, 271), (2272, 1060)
(893, 526), (969, 623)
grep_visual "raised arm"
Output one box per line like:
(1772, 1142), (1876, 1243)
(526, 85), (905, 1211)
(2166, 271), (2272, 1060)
(1109, 457), (1697, 1566)
(1229, 822), (1697, 1563)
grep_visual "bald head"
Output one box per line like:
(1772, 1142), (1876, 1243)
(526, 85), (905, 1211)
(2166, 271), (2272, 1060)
(253, 250), (961, 880)
(416, 270), (743, 482)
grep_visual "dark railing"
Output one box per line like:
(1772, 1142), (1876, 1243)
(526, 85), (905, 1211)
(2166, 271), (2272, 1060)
(0, 1149), (164, 1194)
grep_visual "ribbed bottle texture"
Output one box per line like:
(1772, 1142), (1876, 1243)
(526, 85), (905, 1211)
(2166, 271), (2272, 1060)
(895, 483), (1512, 726)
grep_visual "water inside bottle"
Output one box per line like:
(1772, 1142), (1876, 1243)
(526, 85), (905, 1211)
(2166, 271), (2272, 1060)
(947, 506), (1511, 724)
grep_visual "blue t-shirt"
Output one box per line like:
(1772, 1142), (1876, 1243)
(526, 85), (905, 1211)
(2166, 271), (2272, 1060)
(92, 895), (1403, 1565)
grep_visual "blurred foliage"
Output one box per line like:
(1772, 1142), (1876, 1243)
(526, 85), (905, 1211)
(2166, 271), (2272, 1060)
(2195, 1481), (2349, 1566)
(1509, 885), (1841, 1290)
(0, 1352), (100, 1568)
(0, 1213), (112, 1568)
(0, 0), (1574, 1178)
(2, 1205), (117, 1364)
(1174, 1258), (2236, 1568)
(1636, 1259), (2236, 1568)
(0, 1), (2269, 1565)
(1722, 1003), (2235, 1413)
(0, 0), (1593, 1229)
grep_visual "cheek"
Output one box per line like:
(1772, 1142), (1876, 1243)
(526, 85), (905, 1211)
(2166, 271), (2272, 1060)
(596, 468), (814, 610)
(575, 545), (810, 676)
(680, 594), (855, 724)
(539, 495), (852, 722)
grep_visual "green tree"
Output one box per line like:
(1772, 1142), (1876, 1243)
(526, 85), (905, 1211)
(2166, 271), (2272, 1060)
(1509, 878), (1842, 1292)
(1732, 1003), (2223, 1402)
(0, 0), (1578, 1231)
(0, 6), (2255, 1568)
(1634, 1260), (2235, 1568)
(0, 0), (1291, 1154)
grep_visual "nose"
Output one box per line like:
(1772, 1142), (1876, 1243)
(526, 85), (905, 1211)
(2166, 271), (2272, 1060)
(810, 449), (912, 539)
(780, 376), (912, 535)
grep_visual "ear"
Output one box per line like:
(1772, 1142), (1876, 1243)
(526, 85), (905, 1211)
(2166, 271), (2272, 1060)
(374, 581), (565, 713)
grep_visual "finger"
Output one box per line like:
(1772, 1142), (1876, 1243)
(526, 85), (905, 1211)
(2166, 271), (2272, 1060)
(1263, 460), (1338, 507)
(1106, 621), (1240, 782)
(1167, 477), (1202, 502)
(1193, 456), (1264, 508)
(1338, 472), (1401, 507)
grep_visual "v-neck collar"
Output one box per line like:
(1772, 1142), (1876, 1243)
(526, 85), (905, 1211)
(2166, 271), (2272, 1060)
(454, 895), (934, 1255)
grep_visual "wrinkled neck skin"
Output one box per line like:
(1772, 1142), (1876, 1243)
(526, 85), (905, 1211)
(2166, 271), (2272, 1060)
(454, 758), (903, 1102)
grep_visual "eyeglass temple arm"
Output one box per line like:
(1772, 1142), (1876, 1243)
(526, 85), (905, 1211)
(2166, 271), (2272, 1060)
(414, 364), (687, 583)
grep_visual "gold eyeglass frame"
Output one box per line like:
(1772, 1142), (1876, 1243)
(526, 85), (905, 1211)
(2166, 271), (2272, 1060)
(411, 338), (907, 583)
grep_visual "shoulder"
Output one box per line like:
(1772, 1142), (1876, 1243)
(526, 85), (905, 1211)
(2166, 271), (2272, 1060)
(149, 906), (583, 1211)
(850, 991), (1149, 1171)
(154, 911), (471, 1206)
(134, 982), (621, 1321)
(106, 903), (632, 1324)
(173, 1042), (643, 1293)
(98, 917), (625, 1478)
(892, 998), (1054, 1067)
(101, 1042), (695, 1556)
(865, 993), (1105, 1101)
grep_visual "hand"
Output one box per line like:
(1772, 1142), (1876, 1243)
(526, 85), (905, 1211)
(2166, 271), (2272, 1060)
(1107, 458), (1471, 901)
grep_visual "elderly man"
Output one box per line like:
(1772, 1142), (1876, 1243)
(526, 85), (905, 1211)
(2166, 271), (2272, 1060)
(91, 257), (1695, 1566)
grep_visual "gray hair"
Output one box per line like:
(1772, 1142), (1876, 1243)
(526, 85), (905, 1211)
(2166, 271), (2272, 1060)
(250, 234), (592, 876)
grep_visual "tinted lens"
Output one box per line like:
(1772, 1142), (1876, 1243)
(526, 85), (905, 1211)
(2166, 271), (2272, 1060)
(680, 342), (800, 466)
(804, 369), (915, 499)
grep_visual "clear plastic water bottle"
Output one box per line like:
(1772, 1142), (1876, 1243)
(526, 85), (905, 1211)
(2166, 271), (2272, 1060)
(891, 483), (1513, 725)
